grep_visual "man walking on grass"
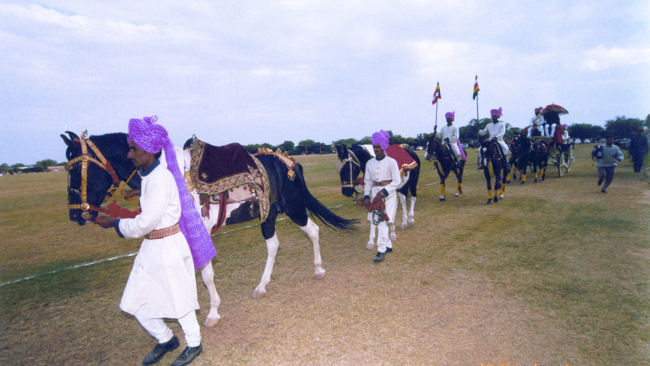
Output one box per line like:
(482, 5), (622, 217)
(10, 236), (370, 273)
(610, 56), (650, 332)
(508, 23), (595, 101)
(94, 116), (205, 366)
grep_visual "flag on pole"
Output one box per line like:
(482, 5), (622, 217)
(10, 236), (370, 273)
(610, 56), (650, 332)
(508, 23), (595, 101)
(472, 75), (479, 100)
(432, 82), (441, 105)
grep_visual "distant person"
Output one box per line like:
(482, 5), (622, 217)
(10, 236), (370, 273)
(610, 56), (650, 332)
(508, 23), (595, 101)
(529, 107), (543, 137)
(437, 111), (464, 164)
(629, 128), (648, 173)
(94, 116), (206, 366)
(592, 135), (624, 193)
(478, 107), (509, 169)
(363, 130), (401, 263)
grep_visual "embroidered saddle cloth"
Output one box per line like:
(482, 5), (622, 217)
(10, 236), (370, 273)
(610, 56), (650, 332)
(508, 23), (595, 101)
(190, 139), (270, 222)
(385, 144), (418, 175)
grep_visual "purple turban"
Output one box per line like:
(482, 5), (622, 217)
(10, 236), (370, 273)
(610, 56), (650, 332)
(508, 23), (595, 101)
(534, 107), (543, 114)
(128, 116), (216, 270)
(445, 111), (455, 121)
(372, 130), (390, 150)
(490, 107), (503, 118)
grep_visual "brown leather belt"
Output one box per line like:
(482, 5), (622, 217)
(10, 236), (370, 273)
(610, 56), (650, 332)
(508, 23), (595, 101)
(145, 223), (180, 240)
(373, 180), (392, 187)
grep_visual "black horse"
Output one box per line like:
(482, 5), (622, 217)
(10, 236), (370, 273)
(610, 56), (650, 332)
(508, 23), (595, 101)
(424, 136), (465, 200)
(335, 144), (420, 230)
(61, 131), (357, 305)
(481, 140), (508, 204)
(508, 133), (531, 184)
(527, 139), (549, 182)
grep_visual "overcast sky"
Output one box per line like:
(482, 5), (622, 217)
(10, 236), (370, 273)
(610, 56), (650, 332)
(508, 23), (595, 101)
(1, 0), (648, 165)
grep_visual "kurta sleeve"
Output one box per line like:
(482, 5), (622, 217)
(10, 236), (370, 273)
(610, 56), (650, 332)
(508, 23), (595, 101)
(363, 160), (375, 197)
(478, 126), (488, 136)
(496, 123), (505, 139)
(118, 174), (170, 238)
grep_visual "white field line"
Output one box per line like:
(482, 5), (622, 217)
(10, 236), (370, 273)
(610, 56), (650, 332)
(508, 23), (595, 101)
(0, 203), (346, 288)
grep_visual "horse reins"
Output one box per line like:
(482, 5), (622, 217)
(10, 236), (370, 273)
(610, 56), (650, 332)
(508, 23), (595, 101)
(65, 131), (136, 217)
(337, 149), (364, 201)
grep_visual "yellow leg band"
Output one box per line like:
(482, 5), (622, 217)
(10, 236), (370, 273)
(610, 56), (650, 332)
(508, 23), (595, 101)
(440, 184), (446, 195)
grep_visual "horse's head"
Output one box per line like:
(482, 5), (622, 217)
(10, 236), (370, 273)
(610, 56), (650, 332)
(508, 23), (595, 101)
(424, 135), (442, 161)
(532, 140), (548, 153)
(61, 131), (117, 225)
(335, 145), (363, 198)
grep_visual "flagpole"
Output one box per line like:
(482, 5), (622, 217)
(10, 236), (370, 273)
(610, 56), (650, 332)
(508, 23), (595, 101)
(434, 102), (438, 133)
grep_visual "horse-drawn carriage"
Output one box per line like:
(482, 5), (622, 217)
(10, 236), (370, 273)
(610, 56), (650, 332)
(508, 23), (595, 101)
(529, 104), (574, 177)
(530, 135), (575, 177)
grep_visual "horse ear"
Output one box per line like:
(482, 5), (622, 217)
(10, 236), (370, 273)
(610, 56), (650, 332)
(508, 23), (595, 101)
(66, 131), (80, 141)
(61, 134), (72, 146)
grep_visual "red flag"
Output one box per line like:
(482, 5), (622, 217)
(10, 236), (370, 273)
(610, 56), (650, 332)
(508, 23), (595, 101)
(472, 75), (479, 100)
(432, 82), (441, 105)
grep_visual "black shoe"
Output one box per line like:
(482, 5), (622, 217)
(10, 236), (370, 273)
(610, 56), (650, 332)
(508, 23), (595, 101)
(597, 178), (603, 186)
(142, 336), (179, 365)
(373, 251), (385, 262)
(171, 345), (202, 366)
(385, 247), (393, 254)
(601, 189), (607, 193)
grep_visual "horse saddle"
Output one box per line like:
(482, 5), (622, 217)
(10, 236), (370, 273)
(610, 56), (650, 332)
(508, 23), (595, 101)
(385, 144), (418, 175)
(190, 139), (270, 222)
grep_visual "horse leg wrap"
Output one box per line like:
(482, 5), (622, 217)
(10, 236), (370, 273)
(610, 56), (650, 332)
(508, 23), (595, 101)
(439, 184), (446, 196)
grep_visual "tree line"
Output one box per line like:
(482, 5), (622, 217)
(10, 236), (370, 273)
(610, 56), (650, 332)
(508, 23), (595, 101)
(2, 115), (647, 174)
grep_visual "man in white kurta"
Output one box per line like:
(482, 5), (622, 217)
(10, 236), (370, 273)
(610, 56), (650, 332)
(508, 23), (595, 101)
(438, 111), (461, 163)
(363, 130), (401, 262)
(478, 107), (510, 167)
(95, 116), (203, 366)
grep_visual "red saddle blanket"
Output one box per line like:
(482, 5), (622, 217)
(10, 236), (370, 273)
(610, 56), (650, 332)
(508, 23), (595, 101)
(190, 139), (271, 223)
(385, 145), (417, 174)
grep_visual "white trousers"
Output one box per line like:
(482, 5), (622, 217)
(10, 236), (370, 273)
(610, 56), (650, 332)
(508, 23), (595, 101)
(134, 307), (201, 347)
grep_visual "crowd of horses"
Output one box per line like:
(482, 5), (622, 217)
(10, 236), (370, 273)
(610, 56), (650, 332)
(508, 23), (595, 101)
(60, 130), (568, 327)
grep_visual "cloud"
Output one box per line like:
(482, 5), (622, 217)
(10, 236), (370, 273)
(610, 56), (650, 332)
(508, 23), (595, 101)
(583, 45), (650, 71)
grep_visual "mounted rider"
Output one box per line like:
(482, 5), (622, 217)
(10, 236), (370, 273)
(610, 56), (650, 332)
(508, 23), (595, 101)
(529, 107), (544, 137)
(478, 107), (510, 169)
(437, 111), (464, 166)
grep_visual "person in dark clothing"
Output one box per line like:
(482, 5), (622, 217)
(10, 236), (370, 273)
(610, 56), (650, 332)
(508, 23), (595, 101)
(629, 128), (648, 173)
(593, 136), (624, 193)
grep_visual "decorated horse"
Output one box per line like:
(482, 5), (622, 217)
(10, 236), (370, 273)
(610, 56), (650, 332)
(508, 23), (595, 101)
(480, 140), (508, 204)
(508, 132), (531, 184)
(335, 144), (419, 245)
(527, 138), (549, 182)
(423, 136), (465, 200)
(61, 131), (356, 327)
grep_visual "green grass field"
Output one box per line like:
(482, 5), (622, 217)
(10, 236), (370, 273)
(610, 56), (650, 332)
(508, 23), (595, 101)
(1, 144), (648, 365)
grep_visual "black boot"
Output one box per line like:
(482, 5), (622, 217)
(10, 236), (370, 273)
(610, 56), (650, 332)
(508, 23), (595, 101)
(142, 336), (179, 365)
(373, 251), (385, 262)
(171, 345), (202, 366)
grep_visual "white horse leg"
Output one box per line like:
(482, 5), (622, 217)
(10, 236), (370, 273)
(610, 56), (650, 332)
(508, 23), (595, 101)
(367, 223), (377, 250)
(389, 222), (397, 241)
(200, 263), (221, 327)
(299, 218), (325, 279)
(398, 192), (408, 229)
(253, 233), (280, 298)
(407, 196), (416, 225)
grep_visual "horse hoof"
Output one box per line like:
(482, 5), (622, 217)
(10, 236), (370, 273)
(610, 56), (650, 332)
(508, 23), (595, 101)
(520, 181), (525, 185)
(439, 197), (446, 201)
(204, 316), (221, 328)
(314, 269), (326, 280)
(366, 242), (375, 250)
(252, 287), (267, 298)
(390, 233), (397, 241)
(407, 217), (415, 225)
(499, 194), (504, 199)
(486, 199), (492, 205)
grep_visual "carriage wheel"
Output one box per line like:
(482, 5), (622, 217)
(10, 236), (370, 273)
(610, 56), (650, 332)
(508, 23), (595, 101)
(557, 152), (567, 177)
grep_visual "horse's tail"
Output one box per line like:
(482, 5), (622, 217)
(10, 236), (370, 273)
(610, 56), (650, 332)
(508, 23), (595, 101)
(294, 167), (358, 231)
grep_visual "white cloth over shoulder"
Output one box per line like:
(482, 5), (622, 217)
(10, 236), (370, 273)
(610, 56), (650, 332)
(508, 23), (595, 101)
(119, 163), (199, 319)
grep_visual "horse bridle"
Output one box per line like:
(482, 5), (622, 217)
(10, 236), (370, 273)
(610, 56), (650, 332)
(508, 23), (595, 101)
(336, 149), (364, 200)
(65, 131), (136, 217)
